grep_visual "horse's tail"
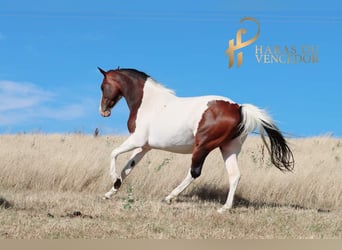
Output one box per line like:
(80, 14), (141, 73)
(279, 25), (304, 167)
(239, 104), (294, 172)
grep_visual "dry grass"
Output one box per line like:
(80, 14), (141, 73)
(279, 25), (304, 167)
(0, 134), (341, 239)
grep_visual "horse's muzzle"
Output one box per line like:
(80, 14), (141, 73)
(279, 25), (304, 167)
(100, 110), (111, 117)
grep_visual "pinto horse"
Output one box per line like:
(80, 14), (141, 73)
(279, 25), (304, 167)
(98, 67), (294, 213)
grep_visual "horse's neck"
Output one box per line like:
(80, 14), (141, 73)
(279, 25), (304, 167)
(124, 78), (176, 132)
(143, 78), (176, 103)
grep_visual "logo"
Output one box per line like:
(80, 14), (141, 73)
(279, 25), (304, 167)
(255, 45), (319, 64)
(226, 17), (319, 68)
(226, 17), (260, 68)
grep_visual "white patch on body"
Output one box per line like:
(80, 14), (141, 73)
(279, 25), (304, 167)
(134, 78), (235, 153)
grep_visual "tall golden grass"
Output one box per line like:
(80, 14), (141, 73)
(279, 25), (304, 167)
(0, 134), (341, 211)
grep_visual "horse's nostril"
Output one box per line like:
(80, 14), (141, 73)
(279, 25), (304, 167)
(103, 110), (111, 117)
(99, 109), (110, 117)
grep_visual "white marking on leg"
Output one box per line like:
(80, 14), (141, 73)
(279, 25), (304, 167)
(121, 147), (150, 181)
(108, 137), (140, 181)
(218, 137), (244, 213)
(164, 170), (194, 204)
(104, 136), (142, 199)
(218, 153), (240, 213)
(104, 187), (117, 199)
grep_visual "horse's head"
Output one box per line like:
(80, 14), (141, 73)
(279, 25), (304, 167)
(98, 67), (122, 117)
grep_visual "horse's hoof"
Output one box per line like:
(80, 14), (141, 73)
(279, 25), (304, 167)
(217, 208), (225, 214)
(103, 192), (113, 200)
(217, 207), (230, 214)
(161, 198), (172, 205)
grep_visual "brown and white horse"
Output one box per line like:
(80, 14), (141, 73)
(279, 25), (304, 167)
(98, 67), (294, 213)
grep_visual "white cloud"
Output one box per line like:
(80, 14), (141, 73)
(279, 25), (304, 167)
(0, 80), (88, 126)
(0, 81), (53, 112)
(38, 103), (88, 120)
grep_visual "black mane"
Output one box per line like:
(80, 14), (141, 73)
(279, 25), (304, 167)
(113, 68), (150, 80)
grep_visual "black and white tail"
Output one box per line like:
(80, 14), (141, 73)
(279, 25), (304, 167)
(239, 104), (294, 171)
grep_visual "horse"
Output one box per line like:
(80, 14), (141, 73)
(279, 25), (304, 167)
(97, 67), (294, 213)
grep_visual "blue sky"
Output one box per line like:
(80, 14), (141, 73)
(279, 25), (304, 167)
(0, 0), (341, 137)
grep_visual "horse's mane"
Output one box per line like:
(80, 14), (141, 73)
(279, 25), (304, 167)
(115, 68), (175, 95)
(148, 79), (176, 95)
(114, 68), (150, 80)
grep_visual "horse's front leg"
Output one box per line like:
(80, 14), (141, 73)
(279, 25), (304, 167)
(120, 147), (150, 181)
(104, 137), (141, 199)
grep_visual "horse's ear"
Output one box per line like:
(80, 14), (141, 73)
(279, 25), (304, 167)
(98, 67), (107, 76)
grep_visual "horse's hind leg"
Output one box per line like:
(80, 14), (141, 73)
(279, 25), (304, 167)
(163, 169), (194, 204)
(163, 147), (209, 204)
(217, 136), (244, 213)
